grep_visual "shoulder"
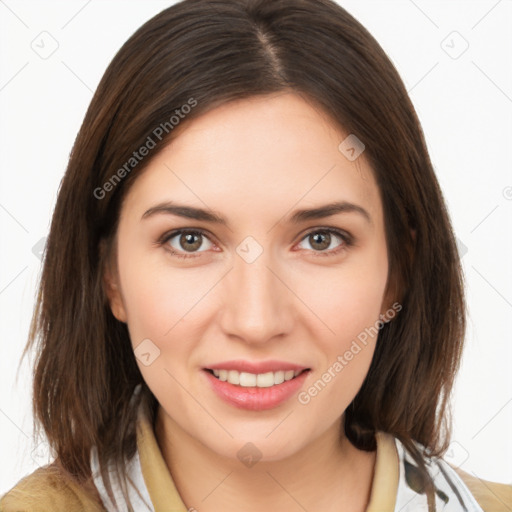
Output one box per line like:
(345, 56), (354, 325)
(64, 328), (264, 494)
(393, 436), (512, 512)
(0, 463), (105, 512)
(454, 466), (512, 512)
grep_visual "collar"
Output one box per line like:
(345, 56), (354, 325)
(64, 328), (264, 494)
(136, 404), (399, 512)
(91, 396), (399, 511)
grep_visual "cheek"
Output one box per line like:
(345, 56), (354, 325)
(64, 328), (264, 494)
(296, 267), (386, 415)
(297, 251), (388, 345)
(116, 257), (207, 398)
(117, 244), (212, 343)
(293, 242), (388, 407)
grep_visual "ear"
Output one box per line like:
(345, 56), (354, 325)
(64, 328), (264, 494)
(379, 227), (416, 322)
(379, 280), (399, 323)
(101, 239), (128, 323)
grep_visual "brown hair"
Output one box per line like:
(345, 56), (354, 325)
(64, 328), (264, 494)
(22, 0), (465, 509)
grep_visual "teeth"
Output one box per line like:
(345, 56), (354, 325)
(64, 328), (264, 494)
(240, 372), (257, 386)
(211, 369), (303, 387)
(228, 370), (239, 385)
(274, 371), (285, 385)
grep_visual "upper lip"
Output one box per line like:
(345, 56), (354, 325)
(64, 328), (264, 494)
(205, 360), (310, 374)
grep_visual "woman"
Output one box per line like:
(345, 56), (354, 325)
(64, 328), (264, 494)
(1, 0), (510, 511)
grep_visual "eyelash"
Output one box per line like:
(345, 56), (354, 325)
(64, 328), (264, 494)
(158, 227), (354, 260)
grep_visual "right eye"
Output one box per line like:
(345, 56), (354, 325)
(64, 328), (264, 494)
(160, 229), (215, 259)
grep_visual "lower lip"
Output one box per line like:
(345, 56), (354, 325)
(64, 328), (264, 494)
(203, 370), (310, 411)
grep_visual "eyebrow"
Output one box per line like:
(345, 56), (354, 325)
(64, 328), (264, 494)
(141, 200), (371, 225)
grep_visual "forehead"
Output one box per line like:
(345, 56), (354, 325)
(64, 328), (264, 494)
(122, 92), (382, 226)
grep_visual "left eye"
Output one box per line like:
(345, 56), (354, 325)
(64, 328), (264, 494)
(297, 229), (349, 255)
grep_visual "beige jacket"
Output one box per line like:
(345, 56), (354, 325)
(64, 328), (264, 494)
(1, 408), (511, 512)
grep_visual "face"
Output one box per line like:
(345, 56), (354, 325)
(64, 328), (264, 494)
(105, 92), (392, 462)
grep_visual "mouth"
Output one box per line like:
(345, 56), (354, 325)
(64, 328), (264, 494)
(203, 367), (312, 411)
(204, 368), (311, 388)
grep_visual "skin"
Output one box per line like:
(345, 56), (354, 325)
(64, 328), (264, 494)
(105, 91), (394, 512)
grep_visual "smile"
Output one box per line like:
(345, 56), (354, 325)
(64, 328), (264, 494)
(203, 367), (311, 411)
(207, 368), (307, 387)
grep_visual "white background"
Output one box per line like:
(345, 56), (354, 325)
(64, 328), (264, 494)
(1, 0), (511, 496)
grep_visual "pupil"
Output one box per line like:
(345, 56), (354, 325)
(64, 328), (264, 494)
(311, 232), (330, 250)
(181, 233), (201, 251)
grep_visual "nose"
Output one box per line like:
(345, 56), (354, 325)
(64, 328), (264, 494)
(218, 245), (295, 345)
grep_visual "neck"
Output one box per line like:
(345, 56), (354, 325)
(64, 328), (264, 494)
(154, 406), (376, 512)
